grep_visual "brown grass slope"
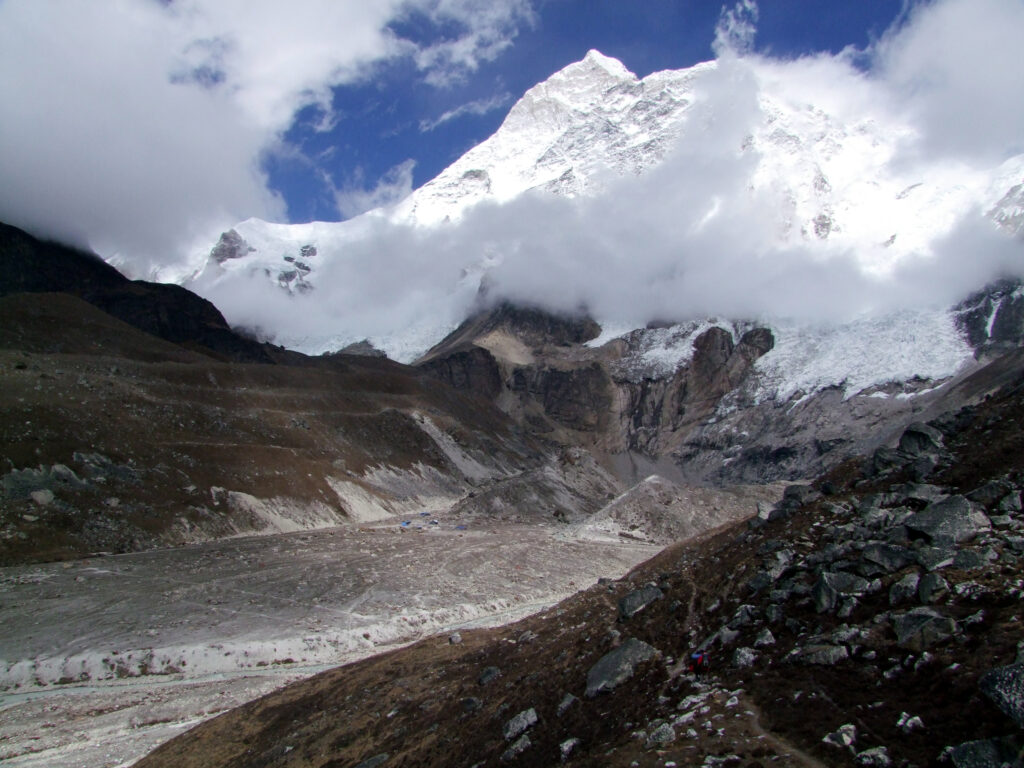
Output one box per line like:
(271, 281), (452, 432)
(0, 226), (539, 564)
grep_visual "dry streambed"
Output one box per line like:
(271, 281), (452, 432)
(0, 519), (655, 768)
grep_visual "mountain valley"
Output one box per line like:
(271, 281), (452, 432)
(1, 37), (1023, 768)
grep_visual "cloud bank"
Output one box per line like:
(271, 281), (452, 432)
(0, 0), (533, 274)
(197, 0), (1024, 359)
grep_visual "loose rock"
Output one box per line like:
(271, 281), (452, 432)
(503, 708), (538, 741)
(586, 638), (658, 697)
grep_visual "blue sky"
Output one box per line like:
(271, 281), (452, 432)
(273, 0), (905, 223)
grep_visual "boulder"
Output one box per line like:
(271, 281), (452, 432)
(949, 737), (1023, 768)
(822, 723), (857, 751)
(478, 666), (501, 686)
(862, 543), (914, 573)
(559, 737), (581, 761)
(557, 693), (578, 717)
(966, 480), (1014, 510)
(503, 708), (539, 741)
(814, 572), (871, 613)
(733, 647), (758, 667)
(800, 645), (849, 665)
(979, 663), (1024, 728)
(856, 746), (892, 766)
(898, 422), (944, 456)
(894, 607), (958, 651)
(585, 638), (658, 697)
(500, 735), (532, 762)
(645, 722), (676, 748)
(916, 546), (957, 571)
(905, 496), (990, 544)
(889, 572), (921, 606)
(953, 549), (997, 570)
(618, 585), (663, 620)
(917, 573), (949, 604)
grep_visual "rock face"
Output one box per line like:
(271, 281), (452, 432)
(418, 304), (790, 483)
(0, 222), (279, 363)
(209, 229), (254, 263)
(415, 298), (1021, 486)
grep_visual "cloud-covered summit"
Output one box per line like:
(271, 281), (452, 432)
(191, 0), (1024, 361)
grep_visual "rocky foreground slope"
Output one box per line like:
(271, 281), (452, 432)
(138, 352), (1024, 767)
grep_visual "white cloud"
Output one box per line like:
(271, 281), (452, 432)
(872, 0), (1024, 163)
(0, 0), (534, 273)
(714, 0), (759, 57)
(412, 0), (536, 87)
(419, 93), (513, 131)
(195, 0), (1024, 360)
(332, 160), (417, 219)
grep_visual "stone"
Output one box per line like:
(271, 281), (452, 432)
(856, 746), (892, 766)
(861, 543), (914, 573)
(916, 546), (957, 571)
(585, 638), (658, 697)
(822, 723), (857, 750)
(557, 692), (579, 717)
(893, 482), (948, 505)
(905, 496), (991, 544)
(29, 489), (54, 506)
(754, 629), (776, 647)
(559, 737), (581, 761)
(645, 722), (676, 748)
(917, 573), (949, 604)
(814, 572), (870, 613)
(949, 737), (1023, 768)
(953, 549), (996, 570)
(781, 484), (822, 509)
(478, 666), (501, 686)
(728, 604), (759, 629)
(894, 607), (958, 652)
(449, 632), (462, 644)
(733, 647), (758, 667)
(889, 572), (921, 606)
(966, 480), (1014, 509)
(354, 755), (389, 768)
(504, 708), (539, 740)
(501, 735), (532, 762)
(998, 492), (1023, 513)
(800, 645), (849, 665)
(979, 663), (1024, 728)
(898, 422), (944, 456)
(618, 585), (663, 620)
(896, 712), (924, 733)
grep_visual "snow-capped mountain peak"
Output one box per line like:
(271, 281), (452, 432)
(185, 49), (1023, 399)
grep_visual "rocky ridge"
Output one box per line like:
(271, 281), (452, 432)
(416, 294), (1024, 488)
